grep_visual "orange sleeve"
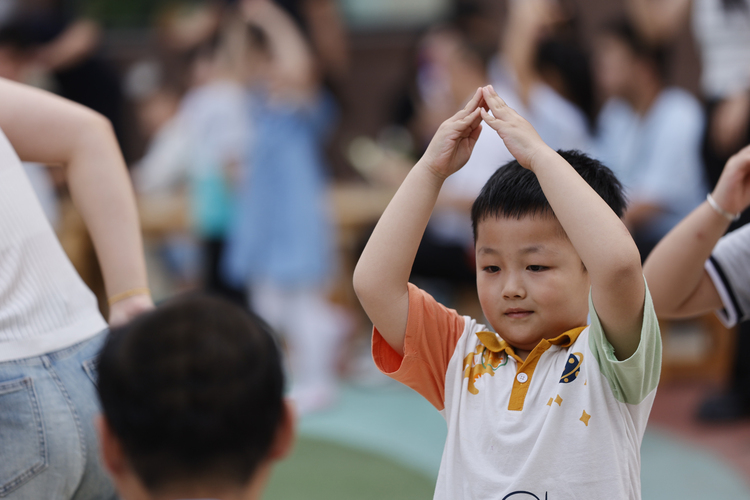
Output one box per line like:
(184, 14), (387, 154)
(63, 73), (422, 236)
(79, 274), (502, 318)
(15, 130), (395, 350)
(372, 283), (466, 411)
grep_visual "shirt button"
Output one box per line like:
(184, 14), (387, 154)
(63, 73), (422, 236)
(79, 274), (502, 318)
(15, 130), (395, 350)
(517, 372), (528, 383)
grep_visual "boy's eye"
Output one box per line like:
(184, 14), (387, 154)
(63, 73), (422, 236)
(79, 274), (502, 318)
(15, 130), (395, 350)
(527, 265), (548, 272)
(483, 266), (500, 273)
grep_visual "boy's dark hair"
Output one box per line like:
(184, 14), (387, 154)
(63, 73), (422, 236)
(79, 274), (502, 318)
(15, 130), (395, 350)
(471, 150), (626, 240)
(601, 17), (670, 81)
(96, 294), (285, 492)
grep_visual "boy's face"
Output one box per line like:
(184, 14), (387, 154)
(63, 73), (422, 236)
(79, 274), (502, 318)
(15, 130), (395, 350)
(475, 215), (590, 352)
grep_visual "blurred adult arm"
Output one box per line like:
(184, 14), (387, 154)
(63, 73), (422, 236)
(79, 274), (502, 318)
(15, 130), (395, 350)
(644, 144), (750, 318)
(242, 0), (318, 99)
(34, 19), (102, 72)
(502, 0), (560, 105)
(0, 78), (153, 326)
(302, 0), (349, 83)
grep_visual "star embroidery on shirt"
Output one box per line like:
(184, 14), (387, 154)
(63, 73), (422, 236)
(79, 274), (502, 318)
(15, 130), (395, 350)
(580, 410), (591, 426)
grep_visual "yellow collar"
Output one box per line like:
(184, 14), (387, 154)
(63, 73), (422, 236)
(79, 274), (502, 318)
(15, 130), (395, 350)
(476, 326), (586, 359)
(466, 326), (588, 411)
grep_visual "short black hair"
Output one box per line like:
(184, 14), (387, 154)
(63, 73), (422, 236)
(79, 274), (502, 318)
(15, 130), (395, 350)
(471, 150), (626, 240)
(96, 294), (285, 492)
(601, 17), (670, 81)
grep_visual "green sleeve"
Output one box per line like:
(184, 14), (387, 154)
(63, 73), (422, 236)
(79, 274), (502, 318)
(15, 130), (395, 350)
(588, 277), (662, 405)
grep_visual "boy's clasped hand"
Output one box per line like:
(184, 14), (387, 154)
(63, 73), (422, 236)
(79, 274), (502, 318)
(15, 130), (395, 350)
(422, 85), (551, 183)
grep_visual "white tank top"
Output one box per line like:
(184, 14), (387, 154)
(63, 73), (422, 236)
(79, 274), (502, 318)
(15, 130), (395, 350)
(0, 127), (107, 362)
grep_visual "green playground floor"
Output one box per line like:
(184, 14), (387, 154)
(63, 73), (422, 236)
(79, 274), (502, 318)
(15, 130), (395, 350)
(265, 381), (750, 500)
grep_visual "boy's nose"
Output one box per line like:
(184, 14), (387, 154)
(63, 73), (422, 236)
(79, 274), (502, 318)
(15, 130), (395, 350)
(501, 275), (526, 299)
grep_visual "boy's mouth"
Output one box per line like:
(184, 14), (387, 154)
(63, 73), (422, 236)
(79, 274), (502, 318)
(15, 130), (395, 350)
(504, 309), (533, 319)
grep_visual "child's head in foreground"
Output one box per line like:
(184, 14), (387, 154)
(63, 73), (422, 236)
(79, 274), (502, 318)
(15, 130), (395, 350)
(470, 150), (626, 352)
(96, 294), (293, 500)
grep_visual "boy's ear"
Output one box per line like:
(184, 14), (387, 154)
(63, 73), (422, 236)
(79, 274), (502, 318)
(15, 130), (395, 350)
(96, 414), (128, 477)
(268, 398), (296, 461)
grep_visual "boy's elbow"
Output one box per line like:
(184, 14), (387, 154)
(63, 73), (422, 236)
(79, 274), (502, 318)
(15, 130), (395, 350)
(352, 263), (393, 310)
(352, 265), (372, 304)
(603, 246), (643, 287)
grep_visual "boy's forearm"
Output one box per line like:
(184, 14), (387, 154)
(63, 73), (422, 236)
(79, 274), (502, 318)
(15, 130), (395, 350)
(530, 148), (642, 280)
(531, 148), (644, 358)
(353, 159), (445, 352)
(643, 201), (728, 316)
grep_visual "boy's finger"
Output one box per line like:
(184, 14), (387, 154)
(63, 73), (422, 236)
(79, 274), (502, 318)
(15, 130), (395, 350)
(464, 107), (483, 126)
(455, 107), (482, 131)
(454, 88), (484, 120)
(468, 106), (484, 129)
(469, 122), (482, 143)
(480, 95), (489, 111)
(480, 107), (502, 131)
(482, 86), (508, 114)
(463, 87), (484, 111)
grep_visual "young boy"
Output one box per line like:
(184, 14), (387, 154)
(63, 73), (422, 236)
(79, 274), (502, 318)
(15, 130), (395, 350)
(95, 294), (294, 500)
(353, 86), (661, 498)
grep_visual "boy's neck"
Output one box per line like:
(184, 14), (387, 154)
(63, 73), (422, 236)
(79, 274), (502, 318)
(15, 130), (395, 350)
(515, 348), (531, 362)
(496, 325), (589, 363)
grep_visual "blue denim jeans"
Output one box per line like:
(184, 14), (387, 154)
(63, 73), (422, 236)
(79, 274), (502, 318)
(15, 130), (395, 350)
(0, 330), (117, 499)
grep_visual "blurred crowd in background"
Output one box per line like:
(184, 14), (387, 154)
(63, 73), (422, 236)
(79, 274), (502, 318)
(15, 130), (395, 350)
(4, 0), (750, 420)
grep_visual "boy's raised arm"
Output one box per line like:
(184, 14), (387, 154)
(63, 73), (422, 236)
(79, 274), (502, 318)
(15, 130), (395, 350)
(353, 89), (484, 355)
(480, 86), (644, 360)
(644, 145), (750, 318)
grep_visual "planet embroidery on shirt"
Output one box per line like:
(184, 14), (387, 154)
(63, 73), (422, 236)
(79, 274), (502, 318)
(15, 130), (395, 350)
(559, 352), (583, 383)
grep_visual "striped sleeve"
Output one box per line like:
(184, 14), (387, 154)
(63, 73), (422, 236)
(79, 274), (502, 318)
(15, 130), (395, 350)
(705, 224), (750, 327)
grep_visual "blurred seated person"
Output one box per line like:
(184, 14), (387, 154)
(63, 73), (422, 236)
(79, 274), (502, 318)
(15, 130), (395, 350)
(457, 0), (596, 203)
(487, 0), (594, 152)
(594, 18), (707, 259)
(96, 294), (294, 500)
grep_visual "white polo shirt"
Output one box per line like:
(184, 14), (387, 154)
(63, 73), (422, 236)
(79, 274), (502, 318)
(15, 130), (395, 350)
(373, 282), (661, 500)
